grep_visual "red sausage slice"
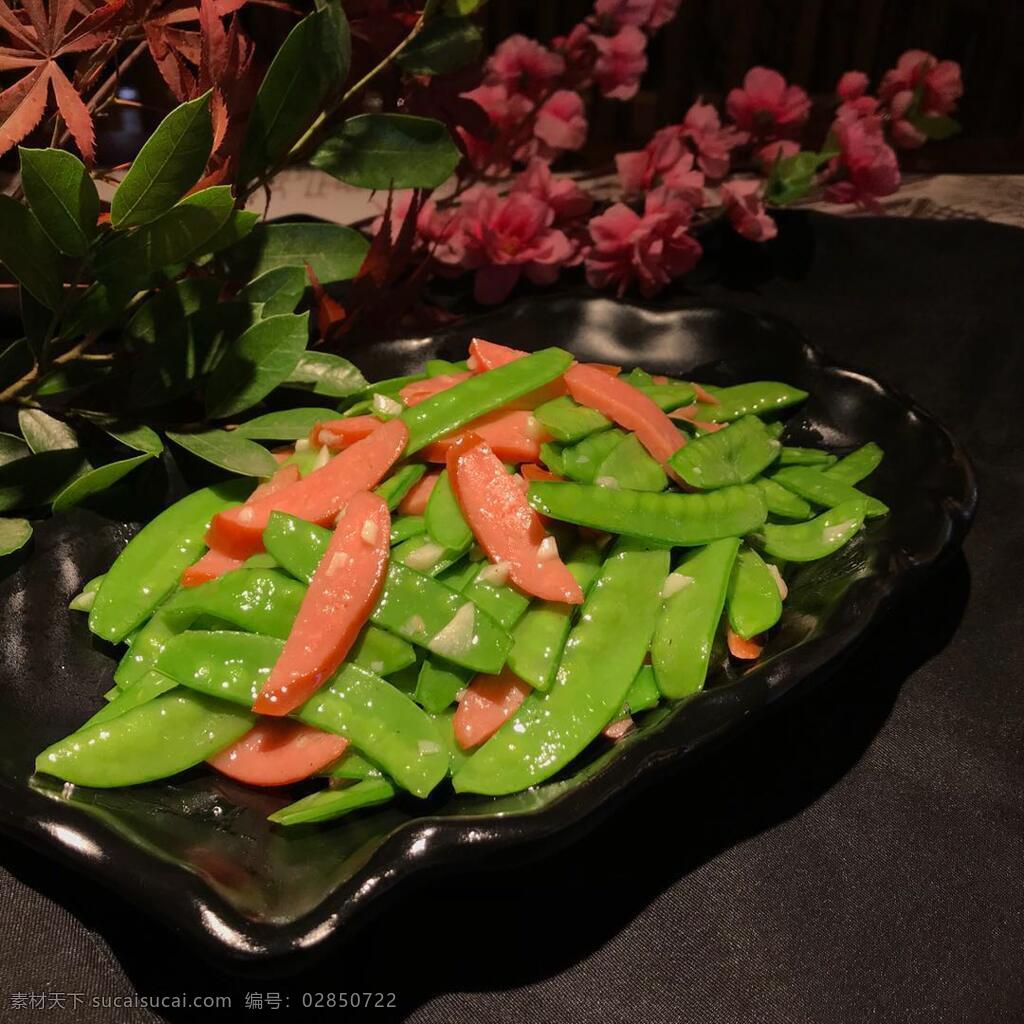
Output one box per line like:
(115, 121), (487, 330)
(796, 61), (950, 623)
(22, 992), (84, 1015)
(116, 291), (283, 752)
(453, 669), (531, 750)
(208, 718), (348, 786)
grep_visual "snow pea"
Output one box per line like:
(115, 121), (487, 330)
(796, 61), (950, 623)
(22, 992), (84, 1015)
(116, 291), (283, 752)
(414, 656), (473, 713)
(668, 415), (780, 489)
(362, 372), (426, 397)
(375, 463), (427, 510)
(69, 574), (104, 612)
(453, 538), (668, 795)
(595, 433), (667, 492)
(461, 562), (531, 630)
(349, 625), (417, 677)
(691, 381), (808, 423)
(426, 358), (468, 376)
(826, 442), (883, 485)
(616, 664), (660, 718)
(401, 347), (573, 453)
(436, 556), (483, 593)
(89, 479), (252, 642)
(772, 465), (888, 518)
(756, 477), (814, 520)
(262, 510), (328, 582)
(777, 446), (837, 467)
(539, 441), (566, 475)
(36, 690), (254, 788)
(527, 481), (767, 546)
(268, 777), (396, 826)
(391, 533), (469, 577)
(390, 514), (426, 546)
(83, 670), (177, 728)
(726, 546), (783, 640)
(754, 498), (867, 562)
(624, 369), (696, 411)
(534, 396), (610, 444)
(506, 542), (603, 690)
(561, 429), (625, 483)
(425, 469), (473, 551)
(324, 749), (382, 781)
(433, 708), (470, 778)
(651, 538), (740, 698)
(157, 631), (448, 797)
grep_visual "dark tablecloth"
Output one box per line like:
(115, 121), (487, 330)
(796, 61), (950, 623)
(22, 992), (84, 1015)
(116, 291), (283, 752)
(2, 211), (1022, 1024)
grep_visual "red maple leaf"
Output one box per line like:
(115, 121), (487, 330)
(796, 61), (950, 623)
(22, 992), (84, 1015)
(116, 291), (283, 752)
(0, 0), (128, 162)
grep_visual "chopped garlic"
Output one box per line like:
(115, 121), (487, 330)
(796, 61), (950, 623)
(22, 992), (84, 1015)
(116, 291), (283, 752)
(595, 475), (621, 489)
(238, 506), (255, 524)
(537, 536), (559, 562)
(320, 430), (343, 449)
(327, 551), (350, 576)
(466, 355), (479, 371)
(428, 602), (475, 658)
(454, 687), (468, 702)
(361, 518), (379, 545)
(294, 438), (311, 453)
(662, 573), (694, 599)
(404, 540), (445, 570)
(312, 444), (330, 470)
(370, 660), (385, 674)
(477, 560), (510, 586)
(373, 393), (403, 418)
(767, 562), (788, 600)
(403, 614), (426, 635)
(418, 739), (441, 756)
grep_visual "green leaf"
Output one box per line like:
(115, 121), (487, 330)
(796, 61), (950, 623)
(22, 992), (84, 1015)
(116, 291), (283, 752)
(444, 0), (485, 13)
(0, 433), (30, 467)
(205, 312), (310, 418)
(221, 222), (369, 284)
(96, 187), (235, 290)
(0, 339), (33, 391)
(59, 282), (125, 341)
(311, 114), (460, 189)
(126, 277), (222, 344)
(283, 350), (367, 397)
(237, 266), (308, 317)
(0, 449), (88, 512)
(189, 209), (260, 263)
(907, 113), (961, 141)
(233, 407), (338, 439)
(0, 518), (32, 556)
(103, 423), (164, 456)
(766, 149), (832, 207)
(167, 429), (278, 477)
(35, 362), (110, 397)
(52, 454), (153, 512)
(0, 196), (62, 309)
(241, 1), (351, 180)
(397, 17), (482, 75)
(111, 93), (214, 228)
(19, 147), (99, 258)
(18, 409), (78, 453)
(20, 286), (53, 362)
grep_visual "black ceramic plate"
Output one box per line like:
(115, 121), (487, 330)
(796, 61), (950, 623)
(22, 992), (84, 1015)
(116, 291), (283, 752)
(0, 297), (976, 971)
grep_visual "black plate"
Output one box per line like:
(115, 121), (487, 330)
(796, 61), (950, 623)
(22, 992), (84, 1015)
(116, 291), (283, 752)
(0, 297), (976, 971)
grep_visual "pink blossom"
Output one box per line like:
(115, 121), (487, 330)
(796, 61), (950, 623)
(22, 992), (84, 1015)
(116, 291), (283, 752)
(615, 126), (685, 193)
(837, 71), (870, 102)
(512, 159), (594, 226)
(371, 193), (462, 264)
(455, 186), (575, 304)
(458, 83), (533, 172)
(681, 101), (746, 179)
(592, 25), (648, 100)
(661, 151), (705, 209)
(594, 0), (682, 31)
(824, 116), (900, 212)
(551, 23), (596, 89)
(837, 94), (880, 123)
(725, 67), (811, 140)
(533, 90), (588, 156)
(719, 178), (777, 242)
(487, 35), (565, 101)
(584, 186), (702, 298)
(879, 50), (963, 118)
(888, 90), (927, 149)
(757, 139), (800, 171)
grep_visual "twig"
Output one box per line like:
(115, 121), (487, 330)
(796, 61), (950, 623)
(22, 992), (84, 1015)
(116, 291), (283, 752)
(0, 332), (99, 404)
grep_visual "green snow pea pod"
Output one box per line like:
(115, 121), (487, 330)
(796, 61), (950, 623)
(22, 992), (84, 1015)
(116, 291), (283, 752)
(83, 670), (177, 728)
(415, 656), (473, 713)
(726, 546), (783, 640)
(375, 463), (427, 510)
(324, 749), (382, 781)
(362, 372), (426, 397)
(401, 348), (572, 453)
(263, 512), (330, 582)
(561, 429), (625, 483)
(69, 574), (105, 612)
(436, 556), (483, 593)
(691, 381), (808, 423)
(432, 709), (469, 778)
(668, 415), (780, 489)
(616, 664), (660, 718)
(280, 445), (320, 476)
(89, 479), (252, 642)
(392, 533), (469, 577)
(158, 631), (448, 797)
(36, 691), (254, 787)
(391, 514), (426, 546)
(453, 538), (668, 796)
(754, 498), (867, 562)
(826, 442), (883, 485)
(765, 420), (785, 440)
(771, 465), (888, 518)
(461, 562), (531, 630)
(651, 538), (740, 698)
(242, 553), (279, 570)
(624, 369), (696, 411)
(539, 442), (566, 475)
(528, 481), (767, 546)
(534, 396), (610, 444)
(268, 777), (396, 826)
(426, 358), (468, 376)
(425, 469), (473, 551)
(348, 625), (417, 677)
(755, 477), (813, 520)
(777, 446), (837, 467)
(595, 433), (667, 492)
(506, 541), (603, 691)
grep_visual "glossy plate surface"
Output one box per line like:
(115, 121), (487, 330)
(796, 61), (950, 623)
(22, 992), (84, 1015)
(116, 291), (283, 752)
(0, 298), (976, 970)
